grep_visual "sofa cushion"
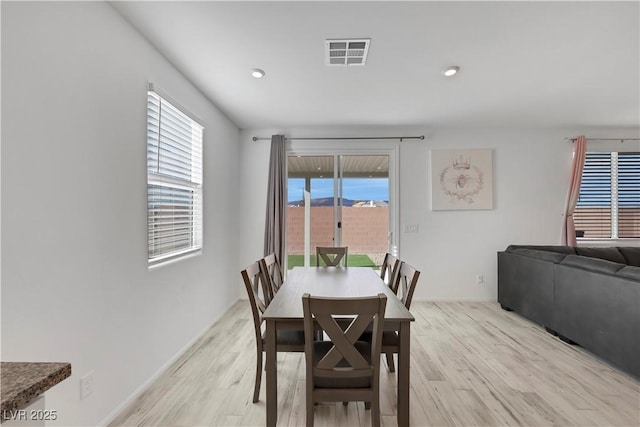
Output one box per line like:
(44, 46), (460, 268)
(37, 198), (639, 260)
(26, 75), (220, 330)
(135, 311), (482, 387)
(560, 254), (625, 275)
(506, 245), (576, 255)
(616, 266), (640, 281)
(617, 247), (640, 267)
(574, 247), (626, 264)
(509, 248), (568, 263)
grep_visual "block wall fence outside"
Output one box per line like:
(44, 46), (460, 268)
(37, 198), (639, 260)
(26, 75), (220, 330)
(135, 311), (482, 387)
(287, 206), (389, 254)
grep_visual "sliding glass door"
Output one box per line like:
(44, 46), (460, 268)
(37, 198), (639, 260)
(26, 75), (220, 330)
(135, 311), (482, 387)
(286, 151), (396, 269)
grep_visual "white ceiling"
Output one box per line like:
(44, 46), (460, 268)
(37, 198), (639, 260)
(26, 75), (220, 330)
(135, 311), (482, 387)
(111, 1), (640, 130)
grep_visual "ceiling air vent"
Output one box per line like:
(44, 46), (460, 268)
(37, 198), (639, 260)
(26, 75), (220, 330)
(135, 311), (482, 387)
(325, 39), (370, 66)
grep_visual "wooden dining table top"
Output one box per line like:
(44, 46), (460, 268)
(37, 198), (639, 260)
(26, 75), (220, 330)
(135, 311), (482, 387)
(263, 266), (415, 322)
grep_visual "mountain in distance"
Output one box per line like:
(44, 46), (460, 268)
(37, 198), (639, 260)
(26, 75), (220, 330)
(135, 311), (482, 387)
(288, 197), (388, 207)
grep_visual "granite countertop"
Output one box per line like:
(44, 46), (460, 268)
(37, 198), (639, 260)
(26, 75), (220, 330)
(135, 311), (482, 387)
(1, 362), (71, 420)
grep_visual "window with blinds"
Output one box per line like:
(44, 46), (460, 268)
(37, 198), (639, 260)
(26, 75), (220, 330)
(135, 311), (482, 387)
(147, 86), (204, 265)
(574, 152), (639, 240)
(618, 152), (640, 238)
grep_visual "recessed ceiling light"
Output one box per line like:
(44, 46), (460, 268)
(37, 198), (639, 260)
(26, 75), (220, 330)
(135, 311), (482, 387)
(251, 68), (265, 79)
(443, 66), (460, 77)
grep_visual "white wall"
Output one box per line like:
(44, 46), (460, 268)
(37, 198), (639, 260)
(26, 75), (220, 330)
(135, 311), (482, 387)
(239, 126), (638, 301)
(402, 128), (571, 300)
(1, 2), (240, 425)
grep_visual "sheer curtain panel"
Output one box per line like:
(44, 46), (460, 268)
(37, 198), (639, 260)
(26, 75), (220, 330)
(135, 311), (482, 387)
(562, 135), (586, 246)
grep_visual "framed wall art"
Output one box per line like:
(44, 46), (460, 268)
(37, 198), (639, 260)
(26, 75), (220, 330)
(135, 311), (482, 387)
(430, 149), (493, 210)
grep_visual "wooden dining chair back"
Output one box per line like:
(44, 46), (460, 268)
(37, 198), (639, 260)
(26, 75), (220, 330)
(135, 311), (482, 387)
(302, 293), (387, 427)
(380, 253), (400, 290)
(259, 252), (284, 303)
(242, 262), (305, 403)
(242, 261), (271, 324)
(316, 246), (348, 267)
(381, 261), (420, 373)
(393, 261), (421, 310)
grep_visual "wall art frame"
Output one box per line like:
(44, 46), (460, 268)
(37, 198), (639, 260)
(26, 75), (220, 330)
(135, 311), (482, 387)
(430, 149), (493, 210)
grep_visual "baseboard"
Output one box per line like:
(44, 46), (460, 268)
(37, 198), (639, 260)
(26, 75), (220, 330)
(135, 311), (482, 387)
(97, 300), (240, 426)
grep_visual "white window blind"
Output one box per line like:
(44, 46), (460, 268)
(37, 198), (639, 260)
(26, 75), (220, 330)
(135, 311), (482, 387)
(618, 152), (640, 238)
(147, 87), (203, 264)
(575, 152), (639, 240)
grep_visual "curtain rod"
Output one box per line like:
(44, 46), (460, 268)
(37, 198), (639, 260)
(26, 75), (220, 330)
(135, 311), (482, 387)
(565, 137), (640, 143)
(252, 135), (425, 142)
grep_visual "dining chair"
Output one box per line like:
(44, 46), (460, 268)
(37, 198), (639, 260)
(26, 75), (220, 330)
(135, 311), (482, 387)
(302, 293), (387, 427)
(316, 246), (348, 267)
(241, 262), (305, 403)
(380, 253), (400, 290)
(259, 252), (284, 303)
(382, 261), (420, 372)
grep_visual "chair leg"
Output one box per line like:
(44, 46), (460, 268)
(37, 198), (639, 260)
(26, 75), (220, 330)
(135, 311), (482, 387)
(253, 349), (262, 403)
(385, 352), (395, 373)
(306, 398), (315, 427)
(364, 401), (371, 410)
(371, 399), (380, 427)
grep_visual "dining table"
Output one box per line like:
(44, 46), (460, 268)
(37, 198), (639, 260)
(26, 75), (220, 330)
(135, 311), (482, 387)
(262, 266), (415, 426)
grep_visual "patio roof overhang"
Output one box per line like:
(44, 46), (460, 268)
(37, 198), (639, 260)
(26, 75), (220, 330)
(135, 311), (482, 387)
(287, 155), (389, 178)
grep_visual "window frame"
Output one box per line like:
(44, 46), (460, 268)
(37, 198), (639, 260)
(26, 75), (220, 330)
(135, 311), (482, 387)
(147, 83), (204, 266)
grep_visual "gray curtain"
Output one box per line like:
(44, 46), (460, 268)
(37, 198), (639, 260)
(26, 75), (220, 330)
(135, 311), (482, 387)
(264, 135), (286, 265)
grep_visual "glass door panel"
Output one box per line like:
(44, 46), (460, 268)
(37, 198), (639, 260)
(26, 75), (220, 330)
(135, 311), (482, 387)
(339, 155), (390, 270)
(287, 156), (334, 268)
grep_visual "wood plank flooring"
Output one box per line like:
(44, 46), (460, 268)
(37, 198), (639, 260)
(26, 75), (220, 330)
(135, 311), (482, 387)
(109, 301), (640, 426)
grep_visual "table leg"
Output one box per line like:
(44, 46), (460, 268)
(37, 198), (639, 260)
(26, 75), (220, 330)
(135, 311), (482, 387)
(397, 322), (410, 427)
(266, 320), (277, 427)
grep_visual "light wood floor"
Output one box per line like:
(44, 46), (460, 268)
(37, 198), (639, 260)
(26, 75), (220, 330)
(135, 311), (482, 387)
(109, 301), (640, 426)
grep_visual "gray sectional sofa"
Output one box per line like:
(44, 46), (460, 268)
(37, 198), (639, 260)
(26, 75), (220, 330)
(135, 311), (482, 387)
(498, 245), (640, 377)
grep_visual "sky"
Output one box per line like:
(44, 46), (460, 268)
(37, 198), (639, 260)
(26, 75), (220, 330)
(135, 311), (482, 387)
(288, 178), (389, 202)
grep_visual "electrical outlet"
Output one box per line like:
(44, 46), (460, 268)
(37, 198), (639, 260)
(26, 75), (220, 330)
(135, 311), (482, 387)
(80, 371), (94, 400)
(476, 275), (484, 285)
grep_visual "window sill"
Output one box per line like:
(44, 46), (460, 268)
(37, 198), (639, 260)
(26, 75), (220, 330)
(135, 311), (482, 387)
(148, 249), (202, 269)
(577, 238), (640, 248)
